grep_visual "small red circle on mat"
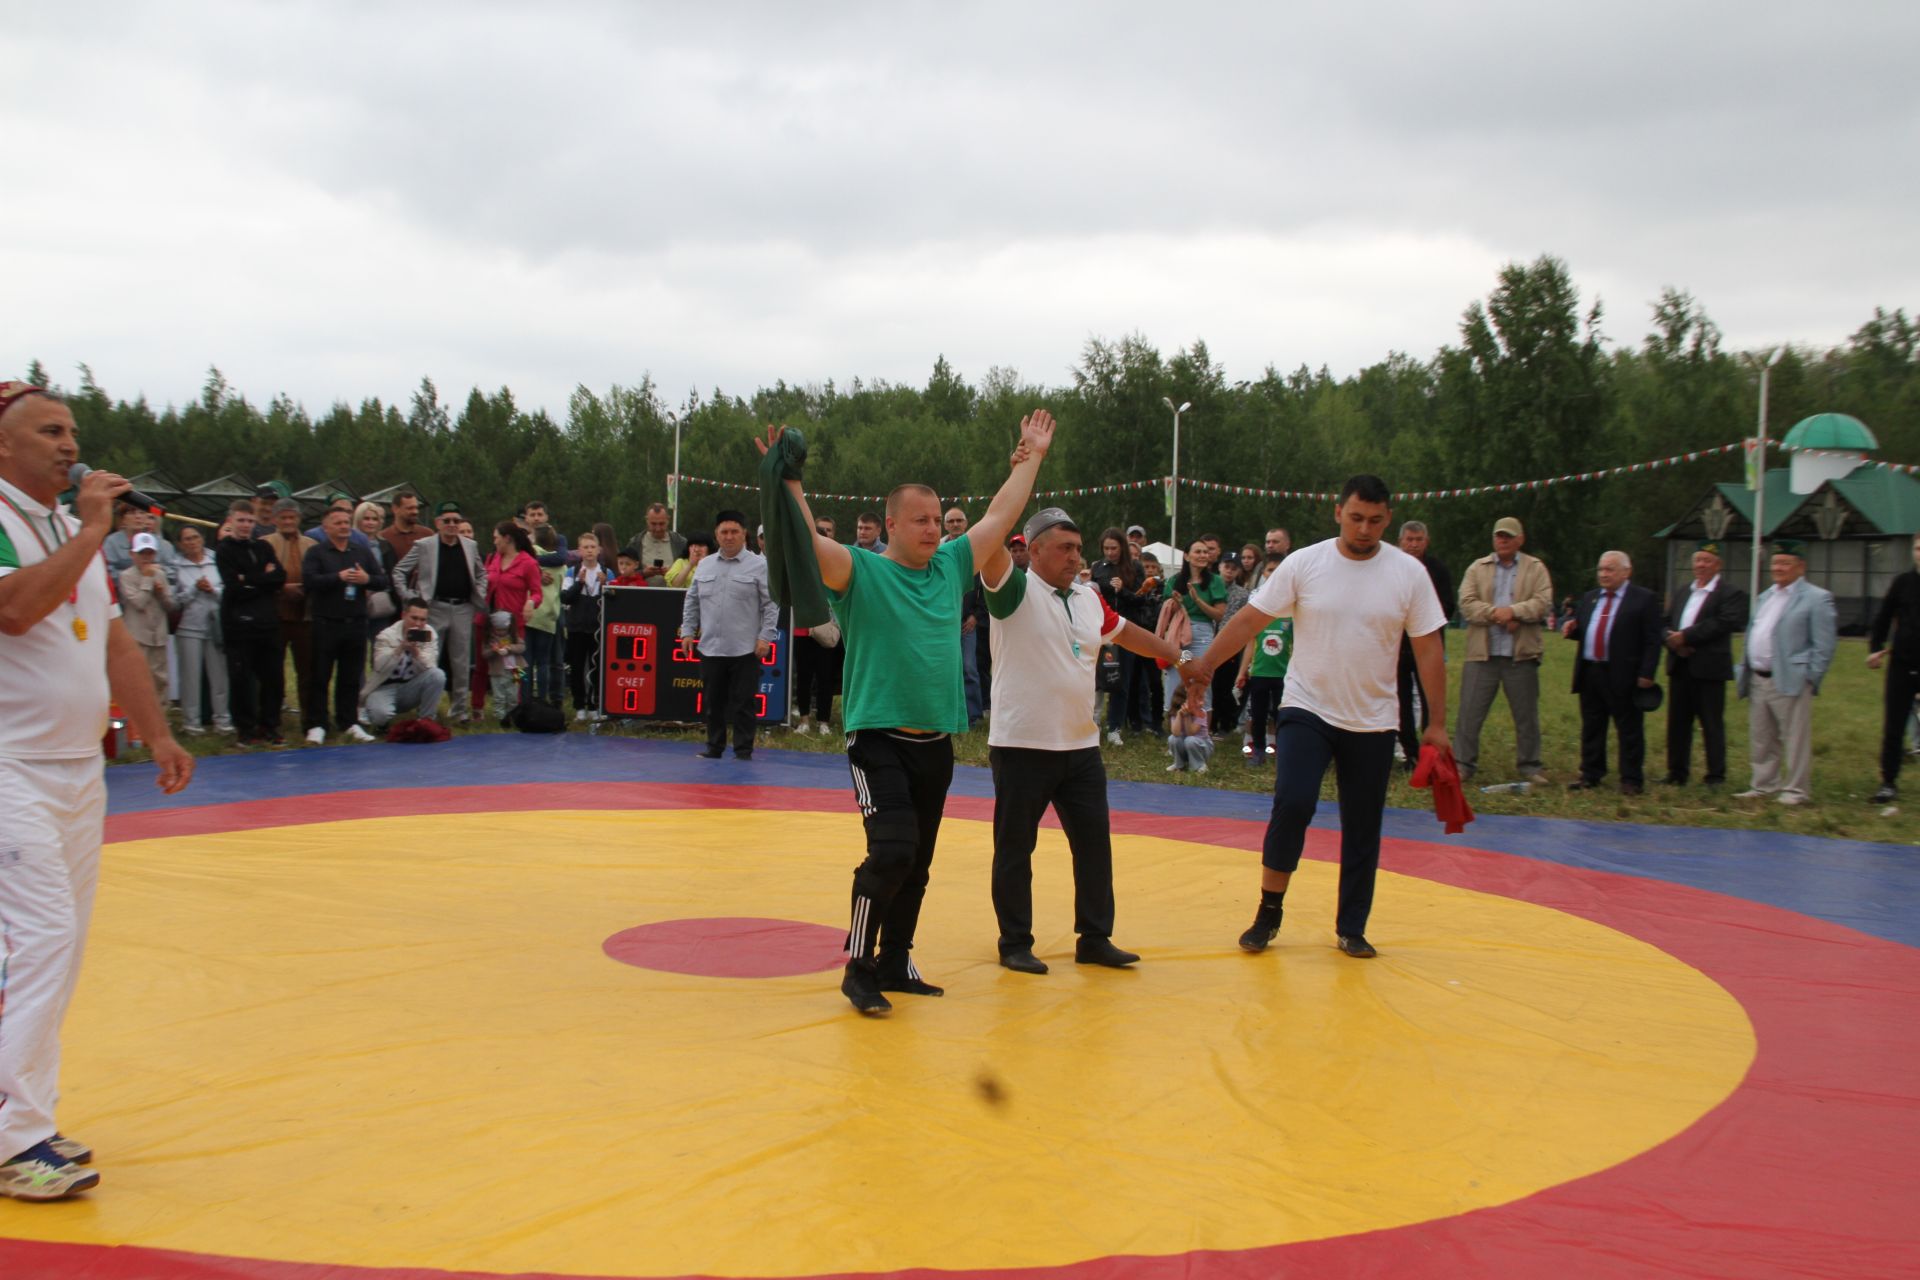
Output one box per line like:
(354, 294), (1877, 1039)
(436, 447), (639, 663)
(604, 917), (847, 978)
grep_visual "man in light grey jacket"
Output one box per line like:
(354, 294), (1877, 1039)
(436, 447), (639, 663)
(1736, 540), (1838, 806)
(394, 502), (487, 724)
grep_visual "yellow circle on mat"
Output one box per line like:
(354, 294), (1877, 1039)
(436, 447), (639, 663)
(2, 809), (1754, 1278)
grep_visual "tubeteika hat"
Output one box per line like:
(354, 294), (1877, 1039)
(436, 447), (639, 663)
(1772, 539), (1808, 559)
(1696, 540), (1723, 557)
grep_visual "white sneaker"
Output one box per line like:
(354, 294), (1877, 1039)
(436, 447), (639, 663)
(792, 720), (811, 735)
(1778, 793), (1807, 807)
(1733, 789), (1770, 800)
(1195, 762), (1209, 774)
(575, 709), (590, 723)
(1106, 730), (1123, 747)
(345, 724), (375, 743)
(0, 1144), (99, 1200)
(1165, 763), (1182, 772)
(304, 727), (326, 745)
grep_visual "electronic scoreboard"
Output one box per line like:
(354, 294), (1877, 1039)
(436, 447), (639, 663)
(598, 585), (789, 723)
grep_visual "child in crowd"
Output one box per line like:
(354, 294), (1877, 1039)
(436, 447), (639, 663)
(1237, 614), (1293, 766)
(485, 609), (527, 720)
(563, 530), (608, 721)
(612, 550), (648, 587)
(1166, 688), (1213, 774)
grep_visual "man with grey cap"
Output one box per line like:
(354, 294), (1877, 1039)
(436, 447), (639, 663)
(1454, 515), (1554, 782)
(979, 507), (1184, 974)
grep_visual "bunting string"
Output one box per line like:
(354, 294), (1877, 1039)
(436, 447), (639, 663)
(669, 439), (1818, 508)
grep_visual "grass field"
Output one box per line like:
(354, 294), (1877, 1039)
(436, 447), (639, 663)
(123, 631), (1918, 845)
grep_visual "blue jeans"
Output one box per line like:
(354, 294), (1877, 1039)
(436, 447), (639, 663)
(1162, 617), (1214, 716)
(962, 627), (983, 726)
(526, 627), (559, 703)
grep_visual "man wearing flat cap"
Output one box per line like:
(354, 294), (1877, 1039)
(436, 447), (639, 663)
(980, 508), (1182, 974)
(1454, 516), (1554, 783)
(1661, 541), (1746, 788)
(394, 501), (488, 724)
(1736, 540), (1836, 806)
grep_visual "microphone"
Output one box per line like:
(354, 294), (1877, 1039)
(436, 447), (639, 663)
(69, 462), (165, 515)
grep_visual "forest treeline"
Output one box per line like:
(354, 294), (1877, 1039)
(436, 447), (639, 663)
(23, 256), (1919, 584)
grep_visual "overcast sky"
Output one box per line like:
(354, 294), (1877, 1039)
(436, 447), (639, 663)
(6, 1), (1916, 418)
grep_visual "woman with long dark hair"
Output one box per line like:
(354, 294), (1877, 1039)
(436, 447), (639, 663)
(592, 521), (619, 574)
(1091, 526), (1157, 742)
(1165, 539), (1225, 712)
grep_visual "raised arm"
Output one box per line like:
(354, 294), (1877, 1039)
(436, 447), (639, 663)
(755, 425), (853, 593)
(965, 409), (1055, 564)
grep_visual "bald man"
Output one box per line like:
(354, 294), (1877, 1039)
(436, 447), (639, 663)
(0, 381), (193, 1201)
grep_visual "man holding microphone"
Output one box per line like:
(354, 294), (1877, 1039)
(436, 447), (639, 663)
(0, 381), (194, 1201)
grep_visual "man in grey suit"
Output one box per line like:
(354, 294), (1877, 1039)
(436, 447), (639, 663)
(393, 501), (488, 724)
(1735, 539), (1837, 806)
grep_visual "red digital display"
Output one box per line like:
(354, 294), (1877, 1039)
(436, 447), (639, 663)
(602, 621), (658, 716)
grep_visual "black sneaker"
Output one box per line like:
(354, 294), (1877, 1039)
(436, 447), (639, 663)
(877, 953), (943, 996)
(841, 960), (891, 1015)
(1872, 784), (1898, 804)
(1238, 906), (1281, 953)
(1336, 935), (1378, 959)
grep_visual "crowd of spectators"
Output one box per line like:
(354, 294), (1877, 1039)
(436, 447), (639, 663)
(125, 486), (1873, 807)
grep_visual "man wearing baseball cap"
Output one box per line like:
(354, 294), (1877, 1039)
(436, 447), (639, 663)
(980, 508), (1182, 974)
(1454, 516), (1554, 783)
(0, 381), (194, 1200)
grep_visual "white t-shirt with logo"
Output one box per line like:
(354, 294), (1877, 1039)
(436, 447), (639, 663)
(1246, 537), (1446, 734)
(0, 476), (121, 759)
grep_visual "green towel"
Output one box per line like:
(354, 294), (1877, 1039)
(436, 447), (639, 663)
(758, 429), (833, 629)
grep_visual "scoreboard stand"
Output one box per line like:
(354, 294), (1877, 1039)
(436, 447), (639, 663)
(598, 585), (789, 725)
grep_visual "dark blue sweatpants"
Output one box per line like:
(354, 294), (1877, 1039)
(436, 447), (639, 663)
(1261, 707), (1397, 938)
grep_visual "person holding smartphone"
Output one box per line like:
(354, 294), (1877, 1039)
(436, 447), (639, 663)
(359, 598), (449, 730)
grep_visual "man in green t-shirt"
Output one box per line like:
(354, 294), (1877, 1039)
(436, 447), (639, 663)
(759, 411), (1058, 1015)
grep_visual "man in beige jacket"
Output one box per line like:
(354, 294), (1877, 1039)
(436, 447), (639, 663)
(1454, 516), (1554, 782)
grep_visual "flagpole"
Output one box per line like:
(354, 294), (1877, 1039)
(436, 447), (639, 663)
(1749, 347), (1786, 620)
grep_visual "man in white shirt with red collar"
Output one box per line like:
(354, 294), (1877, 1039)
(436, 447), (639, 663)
(0, 381), (193, 1202)
(981, 508), (1182, 974)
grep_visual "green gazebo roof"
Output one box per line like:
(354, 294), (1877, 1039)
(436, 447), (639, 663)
(1782, 412), (1877, 452)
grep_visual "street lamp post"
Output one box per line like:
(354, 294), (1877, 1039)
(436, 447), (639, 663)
(668, 410), (682, 533)
(1748, 346), (1786, 619)
(1164, 397), (1190, 555)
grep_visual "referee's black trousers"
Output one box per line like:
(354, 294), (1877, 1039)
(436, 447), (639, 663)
(988, 745), (1117, 955)
(846, 730), (954, 964)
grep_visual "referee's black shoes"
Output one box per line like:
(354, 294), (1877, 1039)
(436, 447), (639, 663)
(1075, 937), (1140, 968)
(1000, 949), (1048, 975)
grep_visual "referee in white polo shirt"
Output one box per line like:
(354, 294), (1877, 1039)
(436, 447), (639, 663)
(981, 508), (1184, 974)
(0, 381), (193, 1202)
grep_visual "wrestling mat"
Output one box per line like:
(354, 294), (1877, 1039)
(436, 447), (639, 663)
(1, 736), (1914, 1279)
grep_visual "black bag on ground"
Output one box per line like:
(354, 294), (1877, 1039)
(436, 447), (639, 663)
(507, 696), (566, 734)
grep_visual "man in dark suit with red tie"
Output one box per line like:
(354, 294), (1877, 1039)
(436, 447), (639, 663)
(1560, 549), (1663, 795)
(1661, 540), (1746, 788)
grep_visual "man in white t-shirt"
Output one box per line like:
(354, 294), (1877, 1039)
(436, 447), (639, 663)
(1182, 475), (1449, 960)
(0, 381), (194, 1202)
(980, 509), (1183, 974)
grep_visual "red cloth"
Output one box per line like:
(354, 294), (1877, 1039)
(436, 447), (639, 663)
(1410, 744), (1475, 834)
(385, 717), (451, 743)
